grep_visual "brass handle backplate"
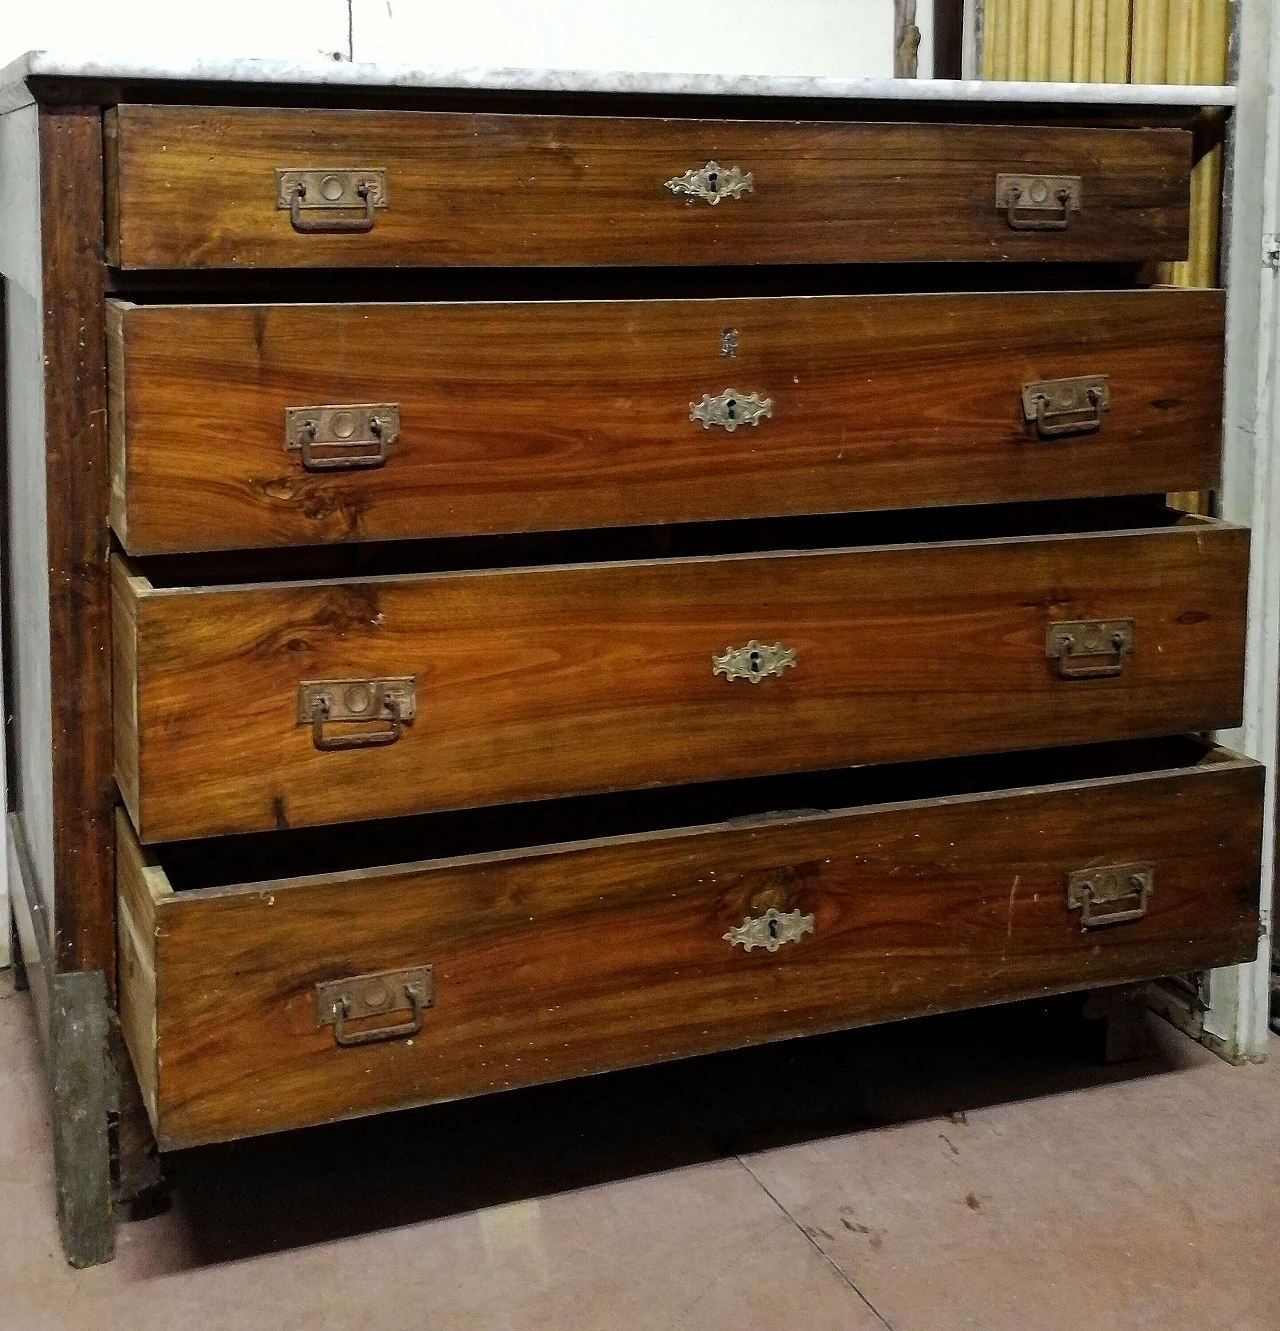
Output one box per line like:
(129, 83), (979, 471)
(1022, 376), (1110, 439)
(713, 640), (796, 684)
(995, 173), (1082, 230)
(297, 677), (416, 751)
(689, 389), (773, 432)
(665, 160), (754, 205)
(1045, 620), (1134, 680)
(316, 966), (434, 1046)
(1066, 863), (1153, 929)
(724, 907), (815, 952)
(285, 404), (399, 471)
(276, 168), (389, 234)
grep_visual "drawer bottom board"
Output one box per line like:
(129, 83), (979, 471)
(118, 741), (1263, 1150)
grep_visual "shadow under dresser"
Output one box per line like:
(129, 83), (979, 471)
(0, 62), (1263, 1266)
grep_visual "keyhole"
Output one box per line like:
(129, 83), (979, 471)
(708, 171), (719, 192)
(726, 398), (737, 418)
(749, 650), (761, 675)
(767, 917), (779, 940)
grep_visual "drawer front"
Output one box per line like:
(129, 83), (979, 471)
(106, 107), (1191, 269)
(117, 750), (1264, 1147)
(112, 519), (1248, 842)
(108, 289), (1225, 555)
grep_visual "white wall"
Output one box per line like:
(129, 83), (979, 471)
(350, 0), (926, 78)
(0, 0), (924, 75)
(0, 2), (353, 65)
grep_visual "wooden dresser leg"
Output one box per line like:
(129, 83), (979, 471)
(1082, 984), (1151, 1064)
(49, 970), (114, 1267)
(108, 1025), (166, 1220)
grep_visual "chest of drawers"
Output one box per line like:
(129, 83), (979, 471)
(0, 60), (1263, 1267)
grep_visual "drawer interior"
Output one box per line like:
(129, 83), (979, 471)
(129, 495), (1196, 589)
(153, 735), (1240, 894)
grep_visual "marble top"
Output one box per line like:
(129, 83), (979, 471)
(0, 49), (1238, 117)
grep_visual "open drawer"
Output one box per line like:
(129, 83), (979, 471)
(117, 738), (1263, 1149)
(107, 288), (1225, 555)
(111, 504), (1249, 842)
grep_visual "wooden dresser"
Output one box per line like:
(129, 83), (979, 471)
(0, 58), (1263, 1267)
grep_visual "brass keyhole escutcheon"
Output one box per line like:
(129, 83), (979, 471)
(724, 907), (816, 953)
(689, 389), (772, 432)
(664, 161), (754, 205)
(713, 640), (796, 683)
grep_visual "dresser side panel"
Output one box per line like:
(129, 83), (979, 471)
(38, 106), (114, 980)
(2, 104), (55, 948)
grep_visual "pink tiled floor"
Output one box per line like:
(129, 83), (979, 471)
(3, 966), (1277, 1331)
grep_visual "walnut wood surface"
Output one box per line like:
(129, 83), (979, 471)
(108, 289), (1224, 555)
(105, 106), (1191, 269)
(116, 752), (1263, 1148)
(113, 518), (1248, 843)
(39, 109), (115, 978)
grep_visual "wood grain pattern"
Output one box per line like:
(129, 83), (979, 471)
(113, 517), (1249, 843)
(108, 289), (1226, 555)
(105, 106), (1192, 270)
(110, 560), (143, 819)
(115, 815), (161, 1124)
(117, 749), (1264, 1148)
(39, 108), (115, 980)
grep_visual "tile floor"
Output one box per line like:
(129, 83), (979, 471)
(2, 965), (1277, 1331)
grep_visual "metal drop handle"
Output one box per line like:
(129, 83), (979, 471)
(1033, 388), (1104, 438)
(310, 695), (405, 751)
(331, 984), (425, 1046)
(1045, 620), (1134, 681)
(316, 965), (433, 1047)
(1005, 184), (1073, 230)
(298, 416), (390, 472)
(1078, 879), (1149, 928)
(1053, 631), (1129, 680)
(1067, 863), (1153, 930)
(288, 182), (377, 234)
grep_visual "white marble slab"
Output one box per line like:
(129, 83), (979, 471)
(0, 48), (1238, 116)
